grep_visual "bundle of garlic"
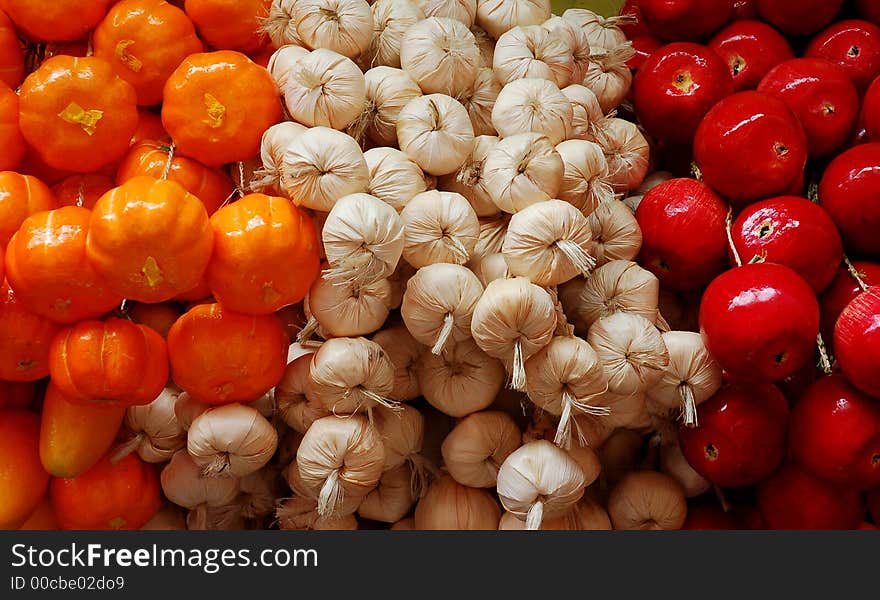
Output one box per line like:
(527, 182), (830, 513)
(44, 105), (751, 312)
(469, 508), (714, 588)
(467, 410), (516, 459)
(482, 132), (563, 214)
(492, 25), (573, 87)
(597, 428), (644, 488)
(556, 139), (614, 216)
(364, 147), (429, 211)
(577, 260), (659, 329)
(561, 9), (630, 50)
(498, 496), (611, 530)
(660, 438), (711, 498)
(262, 1), (303, 49)
(371, 405), (436, 498)
(401, 17), (480, 97)
(397, 94), (475, 176)
(275, 352), (331, 433)
(607, 471), (687, 530)
(588, 312), (669, 397)
(187, 403), (279, 478)
(469, 214), (510, 265)
(475, 0), (551, 39)
(294, 0), (373, 59)
(438, 135), (499, 217)
(491, 78), (572, 145)
(276, 496), (360, 530)
(415, 0), (476, 26)
(255, 121), (308, 193)
(583, 42), (635, 114)
(366, 0), (426, 69)
(350, 67), (422, 146)
(237, 467), (283, 521)
(594, 117), (650, 193)
(471, 252), (509, 287)
(542, 17), (591, 85)
(471, 25), (495, 67)
(266, 43), (310, 87)
(586, 200), (643, 266)
(416, 338), (505, 417)
(357, 463), (418, 523)
(371, 325), (422, 402)
(455, 70), (500, 137)
(114, 387), (186, 464)
(440, 410), (521, 487)
(161, 450), (241, 510)
(414, 475), (501, 530)
(298, 267), (393, 342)
(186, 503), (248, 531)
(280, 49), (367, 130)
(400, 190), (480, 267)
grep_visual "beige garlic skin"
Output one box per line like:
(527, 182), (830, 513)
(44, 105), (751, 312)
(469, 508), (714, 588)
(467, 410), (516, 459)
(397, 94), (476, 176)
(561, 84), (605, 142)
(276, 496), (360, 530)
(648, 331), (722, 427)
(238, 467), (283, 519)
(415, 0), (477, 27)
(438, 134), (500, 217)
(357, 463), (417, 522)
(543, 17), (592, 86)
(160, 450), (241, 510)
(482, 132), (563, 214)
(186, 503), (248, 531)
(468, 213), (510, 265)
(256, 121), (308, 193)
(441, 410), (521, 488)
(400, 190), (480, 267)
(355, 67), (423, 146)
(122, 387), (186, 463)
(588, 312), (669, 397)
(390, 516), (416, 530)
(594, 117), (650, 193)
(304, 270), (393, 339)
(400, 17), (480, 97)
(492, 25), (573, 88)
(275, 352), (331, 433)
(282, 49), (367, 129)
(372, 325), (422, 402)
(414, 475), (501, 530)
(187, 403), (279, 479)
(607, 471), (687, 531)
(266, 44), (310, 88)
(491, 77), (573, 145)
(660, 439), (711, 498)
(470, 252), (509, 287)
(598, 428), (644, 487)
(371, 404), (424, 471)
(140, 502), (187, 531)
(577, 260), (659, 330)
(471, 25), (496, 67)
(475, 0), (552, 40)
(583, 42), (635, 114)
(173, 391), (210, 432)
(364, 146), (428, 212)
(416, 338), (505, 417)
(562, 8), (629, 50)
(294, 0), (373, 59)
(262, 1), (303, 48)
(455, 68), (500, 137)
(498, 496), (611, 530)
(556, 140), (614, 217)
(306, 337), (396, 416)
(366, 0), (426, 69)
(586, 200), (644, 267)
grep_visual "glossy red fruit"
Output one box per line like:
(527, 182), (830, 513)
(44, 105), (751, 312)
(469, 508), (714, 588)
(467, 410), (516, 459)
(634, 43), (734, 146)
(863, 76), (880, 142)
(789, 375), (880, 490)
(868, 489), (880, 523)
(819, 261), (880, 343)
(732, 0), (757, 20)
(730, 196), (843, 293)
(805, 20), (880, 93)
(709, 21), (795, 92)
(757, 463), (864, 530)
(694, 91), (807, 207)
(757, 59), (860, 159)
(835, 287), (880, 398)
(699, 263), (819, 382)
(679, 383), (789, 488)
(682, 504), (740, 530)
(638, 0), (734, 42)
(857, 0), (880, 27)
(755, 0), (844, 38)
(635, 178), (729, 292)
(618, 0), (649, 39)
(628, 35), (663, 71)
(818, 143), (880, 256)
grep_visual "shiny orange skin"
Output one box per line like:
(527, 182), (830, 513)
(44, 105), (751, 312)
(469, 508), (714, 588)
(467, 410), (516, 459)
(39, 383), (125, 478)
(19, 56), (139, 173)
(0, 285), (62, 381)
(17, 496), (58, 530)
(184, 0), (271, 54)
(0, 171), (57, 247)
(0, 380), (37, 409)
(86, 176), (213, 303)
(0, 409), (50, 529)
(131, 108), (170, 145)
(167, 302), (287, 404)
(6, 207), (123, 323)
(48, 317), (169, 407)
(117, 141), (234, 215)
(94, 0), (204, 106)
(52, 173), (115, 209)
(50, 452), (160, 530)
(162, 51), (282, 167)
(128, 301), (182, 338)
(0, 84), (24, 172)
(175, 276), (213, 302)
(207, 194), (320, 314)
(0, 9), (23, 88)
(0, 0), (115, 42)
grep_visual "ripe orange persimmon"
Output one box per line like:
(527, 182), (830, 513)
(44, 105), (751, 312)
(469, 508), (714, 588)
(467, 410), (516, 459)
(0, 409), (49, 529)
(17, 496), (58, 530)
(0, 0), (115, 42)
(131, 108), (170, 145)
(0, 9), (23, 89)
(184, 0), (271, 54)
(5, 207), (123, 323)
(48, 317), (169, 407)
(86, 176), (213, 303)
(0, 380), (36, 409)
(93, 0), (204, 106)
(175, 276), (213, 303)
(50, 452), (160, 530)
(0, 84), (24, 172)
(117, 141), (234, 215)
(19, 56), (139, 173)
(51, 173), (115, 209)
(207, 193), (320, 314)
(162, 50), (282, 167)
(128, 301), (182, 338)
(0, 171), (56, 247)
(0, 284), (61, 381)
(167, 302), (287, 404)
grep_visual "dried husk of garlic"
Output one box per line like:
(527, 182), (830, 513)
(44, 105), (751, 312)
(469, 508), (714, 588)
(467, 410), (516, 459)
(284, 459), (365, 515)
(397, 94), (475, 176)
(352, 67), (422, 146)
(173, 391), (209, 432)
(491, 78), (573, 145)
(238, 467), (283, 519)
(502, 199), (595, 286)
(588, 313), (669, 396)
(414, 475), (501, 529)
(366, 0), (426, 69)
(141, 502), (187, 530)
(586, 200), (643, 266)
(364, 148), (427, 213)
(455, 68), (499, 137)
(584, 42), (636, 114)
(475, 0), (551, 39)
(372, 325), (422, 402)
(276, 496), (360, 530)
(390, 516), (415, 530)
(469, 213), (510, 264)
(187, 403), (279, 478)
(266, 43), (310, 87)
(401, 263), (483, 354)
(606, 391), (651, 430)
(415, 0), (476, 27)
(281, 49), (367, 129)
(482, 132), (563, 214)
(300, 269), (392, 340)
(493, 25), (573, 87)
(262, 1), (303, 48)
(647, 331), (722, 427)
(577, 260), (659, 330)
(543, 16), (592, 85)
(660, 439), (711, 498)
(371, 404), (425, 471)
(500, 496), (611, 530)
(471, 277), (557, 391)
(186, 503), (248, 531)
(438, 134), (499, 217)
(400, 17), (479, 97)
(496, 440), (586, 530)
(114, 387), (185, 465)
(622, 170), (674, 213)
(561, 83), (606, 142)
(296, 414), (386, 516)
(471, 252), (509, 287)
(440, 410), (521, 488)
(598, 428), (644, 487)
(607, 471), (687, 530)
(594, 117), (650, 193)
(416, 337), (505, 417)
(275, 352), (331, 433)
(322, 192), (405, 285)
(471, 24), (495, 67)
(400, 190), (480, 267)
(256, 121), (308, 193)
(357, 463), (417, 522)
(160, 450), (240, 509)
(556, 139), (614, 216)
(562, 9), (629, 50)
(386, 261), (416, 309)
(306, 336), (397, 416)
(294, 0), (373, 59)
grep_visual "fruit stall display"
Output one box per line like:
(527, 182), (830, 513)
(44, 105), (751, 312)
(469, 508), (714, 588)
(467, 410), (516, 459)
(0, 0), (879, 532)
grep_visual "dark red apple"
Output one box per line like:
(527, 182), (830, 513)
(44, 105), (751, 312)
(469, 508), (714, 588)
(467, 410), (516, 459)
(862, 76), (880, 143)
(618, 0), (650, 39)
(819, 260), (880, 343)
(732, 0), (757, 20)
(730, 196), (843, 292)
(679, 383), (789, 487)
(806, 20), (880, 93)
(635, 178), (729, 292)
(634, 43), (734, 145)
(694, 91), (808, 207)
(757, 463), (865, 529)
(699, 263), (819, 382)
(757, 58), (860, 159)
(733, 505), (768, 529)
(868, 488), (880, 523)
(835, 287), (880, 398)
(708, 21), (796, 92)
(638, 0), (734, 42)
(860, 521), (878, 529)
(857, 0), (880, 27)
(755, 0), (844, 38)
(818, 143), (880, 256)
(682, 504), (740, 530)
(628, 35), (664, 71)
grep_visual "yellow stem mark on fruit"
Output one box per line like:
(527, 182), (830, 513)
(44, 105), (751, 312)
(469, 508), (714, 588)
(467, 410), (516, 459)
(203, 93), (226, 128)
(673, 71), (694, 93)
(115, 39), (142, 72)
(262, 282), (281, 305)
(109, 516), (127, 529)
(58, 102), (103, 135)
(141, 256), (164, 287)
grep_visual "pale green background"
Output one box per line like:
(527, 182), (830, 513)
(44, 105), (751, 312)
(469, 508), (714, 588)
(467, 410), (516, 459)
(550, 0), (627, 17)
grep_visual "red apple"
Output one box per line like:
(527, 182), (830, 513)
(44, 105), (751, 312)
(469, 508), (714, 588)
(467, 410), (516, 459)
(757, 463), (864, 529)
(694, 91), (808, 207)
(634, 43), (734, 146)
(835, 287), (880, 398)
(682, 504), (740, 530)
(730, 196), (843, 293)
(868, 489), (880, 523)
(679, 383), (789, 487)
(818, 143), (880, 256)
(732, 0), (757, 20)
(628, 35), (664, 71)
(862, 76), (880, 143)
(755, 0), (844, 38)
(733, 505), (768, 529)
(635, 178), (729, 292)
(757, 59), (860, 159)
(806, 20), (880, 93)
(860, 521), (877, 529)
(819, 260), (880, 344)
(638, 0), (734, 42)
(618, 0), (650, 39)
(857, 0), (880, 27)
(708, 21), (796, 92)
(699, 263), (819, 382)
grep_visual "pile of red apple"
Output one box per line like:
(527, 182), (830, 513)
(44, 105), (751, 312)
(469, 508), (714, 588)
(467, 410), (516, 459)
(621, 0), (880, 529)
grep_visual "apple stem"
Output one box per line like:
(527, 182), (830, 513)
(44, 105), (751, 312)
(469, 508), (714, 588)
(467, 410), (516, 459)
(714, 484), (732, 513)
(725, 206), (743, 267)
(816, 332), (834, 375)
(843, 254), (869, 293)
